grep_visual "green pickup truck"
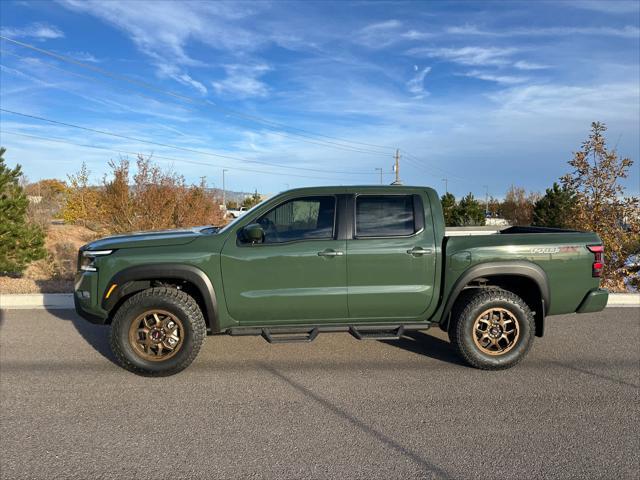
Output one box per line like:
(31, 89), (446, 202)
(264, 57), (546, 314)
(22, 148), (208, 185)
(74, 186), (608, 375)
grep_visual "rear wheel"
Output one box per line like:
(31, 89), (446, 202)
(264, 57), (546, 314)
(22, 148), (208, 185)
(110, 287), (206, 376)
(449, 288), (535, 370)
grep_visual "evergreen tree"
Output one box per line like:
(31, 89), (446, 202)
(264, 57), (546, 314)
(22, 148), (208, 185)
(0, 148), (46, 274)
(454, 193), (486, 226)
(532, 182), (575, 228)
(440, 192), (457, 226)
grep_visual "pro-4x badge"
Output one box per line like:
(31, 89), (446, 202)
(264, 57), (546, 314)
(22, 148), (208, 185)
(530, 247), (560, 254)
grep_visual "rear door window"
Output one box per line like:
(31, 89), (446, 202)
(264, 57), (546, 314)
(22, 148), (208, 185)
(355, 195), (417, 237)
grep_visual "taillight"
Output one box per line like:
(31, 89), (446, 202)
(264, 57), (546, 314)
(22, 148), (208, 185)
(587, 245), (604, 277)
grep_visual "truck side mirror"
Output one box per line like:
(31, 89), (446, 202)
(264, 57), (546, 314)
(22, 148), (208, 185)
(241, 223), (264, 244)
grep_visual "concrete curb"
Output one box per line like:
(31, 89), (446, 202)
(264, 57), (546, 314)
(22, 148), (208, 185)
(1, 293), (74, 310)
(1, 292), (639, 310)
(608, 293), (640, 307)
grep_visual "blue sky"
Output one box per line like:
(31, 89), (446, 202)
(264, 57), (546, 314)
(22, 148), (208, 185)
(1, 0), (638, 198)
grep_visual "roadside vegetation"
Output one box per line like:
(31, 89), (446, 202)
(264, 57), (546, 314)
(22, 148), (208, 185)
(0, 122), (637, 292)
(0, 152), (226, 293)
(0, 147), (46, 276)
(62, 155), (226, 234)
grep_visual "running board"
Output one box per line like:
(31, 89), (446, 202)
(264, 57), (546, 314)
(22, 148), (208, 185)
(348, 325), (406, 341)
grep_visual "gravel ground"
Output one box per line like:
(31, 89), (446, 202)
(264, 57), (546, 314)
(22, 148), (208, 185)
(1, 308), (638, 479)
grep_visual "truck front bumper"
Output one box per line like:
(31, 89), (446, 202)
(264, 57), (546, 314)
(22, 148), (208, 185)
(74, 271), (109, 324)
(576, 288), (609, 314)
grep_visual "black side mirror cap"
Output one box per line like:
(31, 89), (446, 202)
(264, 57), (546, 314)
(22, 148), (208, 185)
(241, 223), (265, 244)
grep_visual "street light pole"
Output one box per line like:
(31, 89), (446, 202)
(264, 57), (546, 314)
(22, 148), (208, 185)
(222, 169), (228, 208)
(442, 178), (448, 194)
(483, 185), (489, 216)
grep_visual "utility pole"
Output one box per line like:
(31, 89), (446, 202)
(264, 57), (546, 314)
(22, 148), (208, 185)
(391, 149), (402, 185)
(222, 169), (228, 208)
(483, 185), (489, 216)
(442, 178), (448, 194)
(375, 168), (383, 185)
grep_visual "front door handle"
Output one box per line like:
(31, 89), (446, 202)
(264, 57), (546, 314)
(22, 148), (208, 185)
(318, 249), (344, 257)
(407, 247), (433, 256)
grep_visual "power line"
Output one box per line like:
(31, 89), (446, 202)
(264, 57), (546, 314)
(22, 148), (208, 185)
(0, 35), (395, 155)
(0, 53), (390, 157)
(0, 108), (380, 176)
(400, 149), (471, 182)
(0, 130), (360, 181)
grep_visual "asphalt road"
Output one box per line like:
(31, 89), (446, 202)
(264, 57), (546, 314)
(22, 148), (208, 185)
(1, 308), (638, 480)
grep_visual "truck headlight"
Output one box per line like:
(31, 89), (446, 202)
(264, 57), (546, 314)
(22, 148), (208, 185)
(79, 250), (113, 272)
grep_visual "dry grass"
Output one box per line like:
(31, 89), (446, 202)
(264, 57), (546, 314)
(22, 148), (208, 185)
(0, 223), (97, 294)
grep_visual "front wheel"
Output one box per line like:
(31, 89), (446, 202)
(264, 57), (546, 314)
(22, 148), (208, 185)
(449, 288), (535, 370)
(109, 287), (206, 376)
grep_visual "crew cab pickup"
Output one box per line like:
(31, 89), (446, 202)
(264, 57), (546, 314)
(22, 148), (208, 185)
(75, 186), (608, 375)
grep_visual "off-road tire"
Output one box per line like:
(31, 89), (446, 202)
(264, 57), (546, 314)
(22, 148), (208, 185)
(449, 288), (535, 370)
(109, 287), (206, 376)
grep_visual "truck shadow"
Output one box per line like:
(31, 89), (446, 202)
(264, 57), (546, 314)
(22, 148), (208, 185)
(44, 308), (118, 365)
(381, 331), (466, 367)
(43, 308), (465, 368)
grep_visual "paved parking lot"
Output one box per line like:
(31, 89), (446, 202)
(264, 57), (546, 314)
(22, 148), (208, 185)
(1, 307), (638, 479)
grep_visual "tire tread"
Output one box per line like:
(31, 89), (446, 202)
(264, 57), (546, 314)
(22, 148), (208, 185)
(109, 287), (206, 376)
(449, 287), (535, 370)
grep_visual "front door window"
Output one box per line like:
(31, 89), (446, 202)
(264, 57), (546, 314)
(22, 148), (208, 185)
(257, 196), (336, 244)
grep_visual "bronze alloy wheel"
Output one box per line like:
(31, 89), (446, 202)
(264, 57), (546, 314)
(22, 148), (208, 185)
(472, 307), (520, 356)
(128, 309), (184, 361)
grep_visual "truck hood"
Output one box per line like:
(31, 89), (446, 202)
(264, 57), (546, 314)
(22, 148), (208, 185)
(83, 226), (218, 251)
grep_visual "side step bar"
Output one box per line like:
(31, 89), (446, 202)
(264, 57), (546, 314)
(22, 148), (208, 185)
(228, 323), (425, 343)
(348, 325), (405, 341)
(261, 327), (319, 344)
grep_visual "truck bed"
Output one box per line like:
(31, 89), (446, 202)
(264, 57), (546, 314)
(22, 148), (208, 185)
(443, 227), (602, 316)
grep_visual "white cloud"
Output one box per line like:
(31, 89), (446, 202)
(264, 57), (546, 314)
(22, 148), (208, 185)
(406, 66), (431, 97)
(155, 63), (207, 95)
(400, 29), (434, 41)
(355, 20), (433, 48)
(447, 24), (640, 39)
(514, 60), (550, 70)
(463, 70), (529, 85)
(355, 19), (403, 47)
(0, 22), (64, 40)
(212, 64), (271, 98)
(68, 51), (101, 63)
(58, 0), (265, 63)
(569, 1), (640, 14)
(408, 46), (516, 66)
(487, 82), (640, 120)
(56, 0), (267, 93)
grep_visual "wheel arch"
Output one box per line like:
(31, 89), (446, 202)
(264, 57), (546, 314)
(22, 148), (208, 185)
(440, 261), (549, 337)
(102, 264), (218, 333)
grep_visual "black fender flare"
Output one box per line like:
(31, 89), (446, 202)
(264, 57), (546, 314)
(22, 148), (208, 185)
(440, 261), (549, 336)
(102, 264), (218, 331)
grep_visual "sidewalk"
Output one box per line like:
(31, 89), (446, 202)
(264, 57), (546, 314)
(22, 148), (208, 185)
(1, 292), (638, 310)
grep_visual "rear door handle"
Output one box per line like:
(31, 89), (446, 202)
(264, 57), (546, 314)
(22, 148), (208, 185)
(406, 247), (433, 256)
(318, 249), (344, 257)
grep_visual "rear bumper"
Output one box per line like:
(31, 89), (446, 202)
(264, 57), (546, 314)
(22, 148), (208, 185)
(576, 288), (609, 314)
